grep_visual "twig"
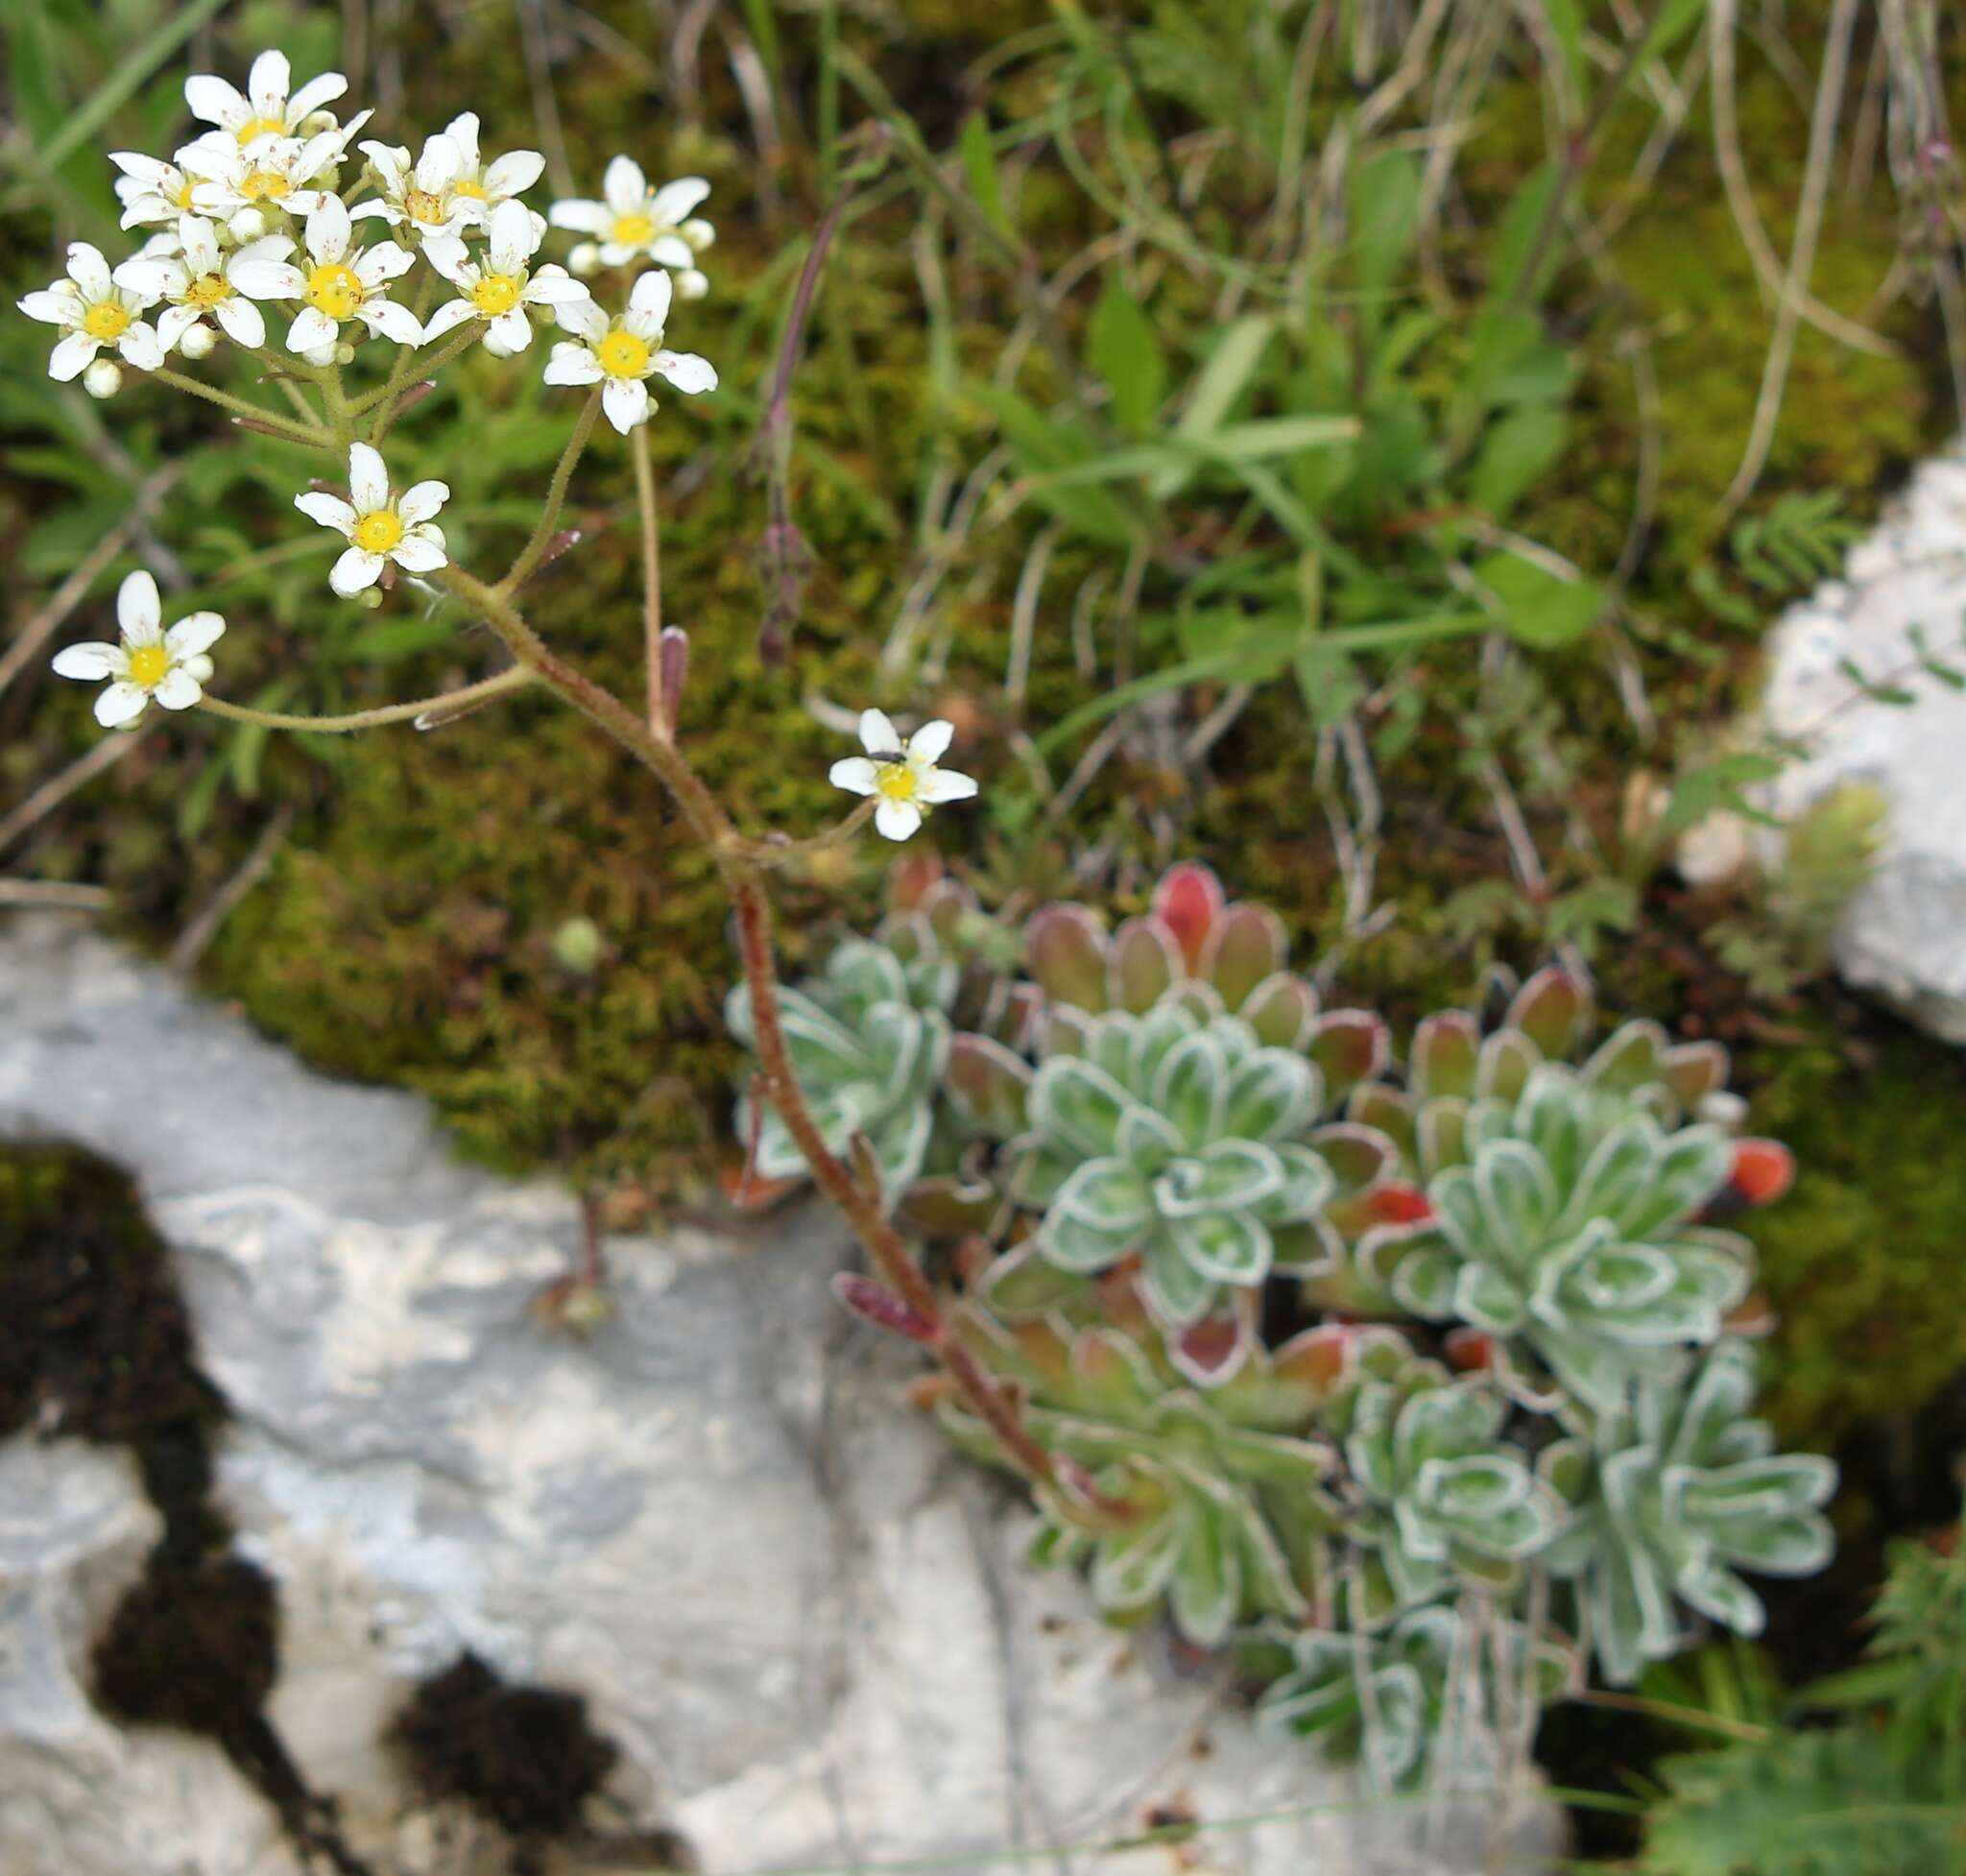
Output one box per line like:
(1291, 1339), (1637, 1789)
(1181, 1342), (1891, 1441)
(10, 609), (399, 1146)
(168, 804), (297, 974)
(0, 726), (154, 858)
(0, 878), (113, 910)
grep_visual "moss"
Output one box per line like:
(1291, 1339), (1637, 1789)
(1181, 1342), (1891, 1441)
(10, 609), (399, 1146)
(1738, 1023), (1966, 1450)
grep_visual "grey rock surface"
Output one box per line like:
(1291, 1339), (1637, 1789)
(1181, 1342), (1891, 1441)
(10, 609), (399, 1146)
(1752, 444), (1966, 1040)
(0, 915), (1554, 1875)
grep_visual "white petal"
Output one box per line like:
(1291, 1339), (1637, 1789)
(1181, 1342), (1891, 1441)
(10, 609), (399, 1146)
(420, 299), (479, 344)
(360, 140), (411, 192)
(874, 799), (923, 842)
(828, 757), (880, 797)
(649, 177), (711, 224)
(907, 719), (955, 763)
(396, 480), (449, 525)
(51, 642), (122, 681)
(556, 297), (607, 341)
(213, 296), (265, 347)
(180, 214), (222, 274)
(547, 198), (610, 234)
(178, 654), (214, 684)
(109, 151), (173, 183)
(627, 268), (672, 328)
(247, 51), (292, 114)
(414, 133), (464, 192)
(603, 155), (647, 212)
(118, 569), (162, 637)
(648, 234), (696, 270)
(858, 709), (900, 756)
(358, 300), (425, 346)
(543, 342), (603, 386)
(487, 198), (535, 274)
(286, 305), (337, 351)
(420, 230), (472, 286)
(184, 74), (246, 128)
(113, 323), (164, 372)
(329, 547), (384, 595)
(111, 255), (183, 300)
(286, 71), (348, 124)
(152, 667), (203, 710)
(918, 767), (978, 805)
(165, 611), (226, 659)
(356, 241), (416, 285)
(442, 112), (481, 165)
(47, 331), (100, 380)
(601, 374), (649, 432)
(156, 304), (204, 350)
(652, 349), (715, 395)
(18, 286), (80, 325)
(95, 682), (149, 728)
(389, 530), (447, 572)
(483, 307), (533, 354)
(305, 193), (350, 262)
(348, 443), (391, 512)
(522, 267), (588, 305)
(482, 149), (544, 198)
(66, 244), (112, 299)
(227, 246), (302, 299)
(295, 491), (358, 535)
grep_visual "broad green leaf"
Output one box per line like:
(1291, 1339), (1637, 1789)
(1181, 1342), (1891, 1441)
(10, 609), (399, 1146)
(1475, 551), (1604, 649)
(1469, 404), (1568, 518)
(1088, 273), (1164, 436)
(958, 109), (1014, 242)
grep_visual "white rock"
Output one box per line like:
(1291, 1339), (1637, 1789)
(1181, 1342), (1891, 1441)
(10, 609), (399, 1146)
(0, 916), (1556, 1874)
(1757, 441), (1966, 1039)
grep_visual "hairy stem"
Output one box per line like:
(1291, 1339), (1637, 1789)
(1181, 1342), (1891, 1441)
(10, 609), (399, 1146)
(154, 369), (328, 445)
(502, 388), (601, 592)
(631, 423), (665, 731)
(194, 663), (534, 733)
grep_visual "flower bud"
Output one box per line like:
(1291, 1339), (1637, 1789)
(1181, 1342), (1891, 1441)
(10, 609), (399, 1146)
(230, 207), (271, 244)
(300, 341), (338, 368)
(333, 342), (356, 367)
(83, 359), (122, 399)
(675, 268), (708, 301)
(357, 586), (384, 610)
(569, 242), (601, 277)
(682, 218), (715, 253)
(178, 322), (218, 360)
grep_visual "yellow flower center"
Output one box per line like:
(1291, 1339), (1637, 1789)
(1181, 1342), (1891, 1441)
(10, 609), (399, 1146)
(305, 262), (364, 320)
(469, 272), (522, 316)
(452, 180), (486, 201)
(611, 212), (656, 247)
(126, 644), (170, 688)
(875, 762), (920, 804)
(184, 272), (231, 309)
(240, 168), (291, 201)
(235, 114), (289, 144)
(82, 301), (132, 342)
(352, 509), (404, 553)
(173, 178), (199, 209)
(597, 327), (650, 377)
(403, 186), (446, 225)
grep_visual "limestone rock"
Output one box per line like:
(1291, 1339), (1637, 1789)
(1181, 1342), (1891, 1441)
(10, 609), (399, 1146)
(0, 916), (1553, 1874)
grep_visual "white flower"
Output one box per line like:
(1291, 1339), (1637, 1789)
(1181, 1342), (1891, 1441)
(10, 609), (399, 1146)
(353, 112), (543, 239)
(51, 570), (223, 729)
(420, 200), (588, 356)
(108, 152), (202, 230)
(179, 115), (369, 228)
(111, 215), (296, 353)
(828, 710), (979, 841)
(542, 270), (715, 434)
(185, 50), (348, 146)
(295, 443), (449, 597)
(548, 157), (711, 278)
(247, 195), (420, 353)
(84, 359), (122, 399)
(17, 243), (163, 382)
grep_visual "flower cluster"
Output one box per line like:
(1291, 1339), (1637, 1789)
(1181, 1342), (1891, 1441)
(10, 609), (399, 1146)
(19, 48), (716, 411)
(30, 44), (733, 725)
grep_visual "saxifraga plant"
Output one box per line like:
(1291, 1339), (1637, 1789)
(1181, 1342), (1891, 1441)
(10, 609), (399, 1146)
(736, 861), (1837, 1788)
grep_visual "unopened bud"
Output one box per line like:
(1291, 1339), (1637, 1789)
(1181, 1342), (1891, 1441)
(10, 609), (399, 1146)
(83, 358), (123, 399)
(831, 1273), (938, 1345)
(356, 586), (384, 610)
(569, 242), (601, 277)
(659, 626), (688, 734)
(550, 915), (605, 975)
(301, 342), (338, 367)
(675, 268), (708, 301)
(682, 218), (715, 253)
(333, 342), (356, 367)
(229, 207), (270, 243)
(178, 322), (217, 360)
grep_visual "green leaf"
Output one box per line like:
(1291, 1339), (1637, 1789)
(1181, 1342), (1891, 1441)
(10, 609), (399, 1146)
(1349, 150), (1422, 309)
(1475, 551), (1603, 649)
(958, 109), (1014, 243)
(1469, 404), (1568, 519)
(1088, 273), (1164, 436)
(1151, 315), (1274, 498)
